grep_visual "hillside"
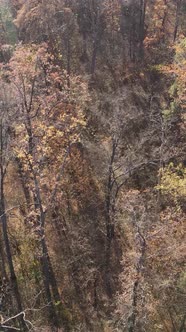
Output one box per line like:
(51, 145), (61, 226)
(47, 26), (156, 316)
(0, 1), (186, 332)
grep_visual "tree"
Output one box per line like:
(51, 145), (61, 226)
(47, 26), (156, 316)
(120, 0), (147, 63)
(3, 42), (87, 329)
(0, 79), (27, 330)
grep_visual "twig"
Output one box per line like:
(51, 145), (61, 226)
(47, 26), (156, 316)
(0, 203), (36, 220)
(0, 325), (20, 331)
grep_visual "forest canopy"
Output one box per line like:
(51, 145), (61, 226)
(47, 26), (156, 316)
(0, 1), (185, 331)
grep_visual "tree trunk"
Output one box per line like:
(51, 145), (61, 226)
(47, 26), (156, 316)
(32, 172), (62, 328)
(173, 0), (182, 42)
(138, 0), (147, 59)
(0, 121), (27, 330)
(0, 211), (27, 331)
(127, 226), (146, 332)
(66, 37), (71, 87)
(16, 157), (31, 207)
(0, 232), (7, 279)
(104, 139), (118, 297)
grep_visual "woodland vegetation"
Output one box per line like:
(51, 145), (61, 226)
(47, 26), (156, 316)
(0, 0), (186, 331)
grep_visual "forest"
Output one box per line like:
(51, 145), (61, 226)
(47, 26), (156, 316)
(0, 0), (186, 331)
